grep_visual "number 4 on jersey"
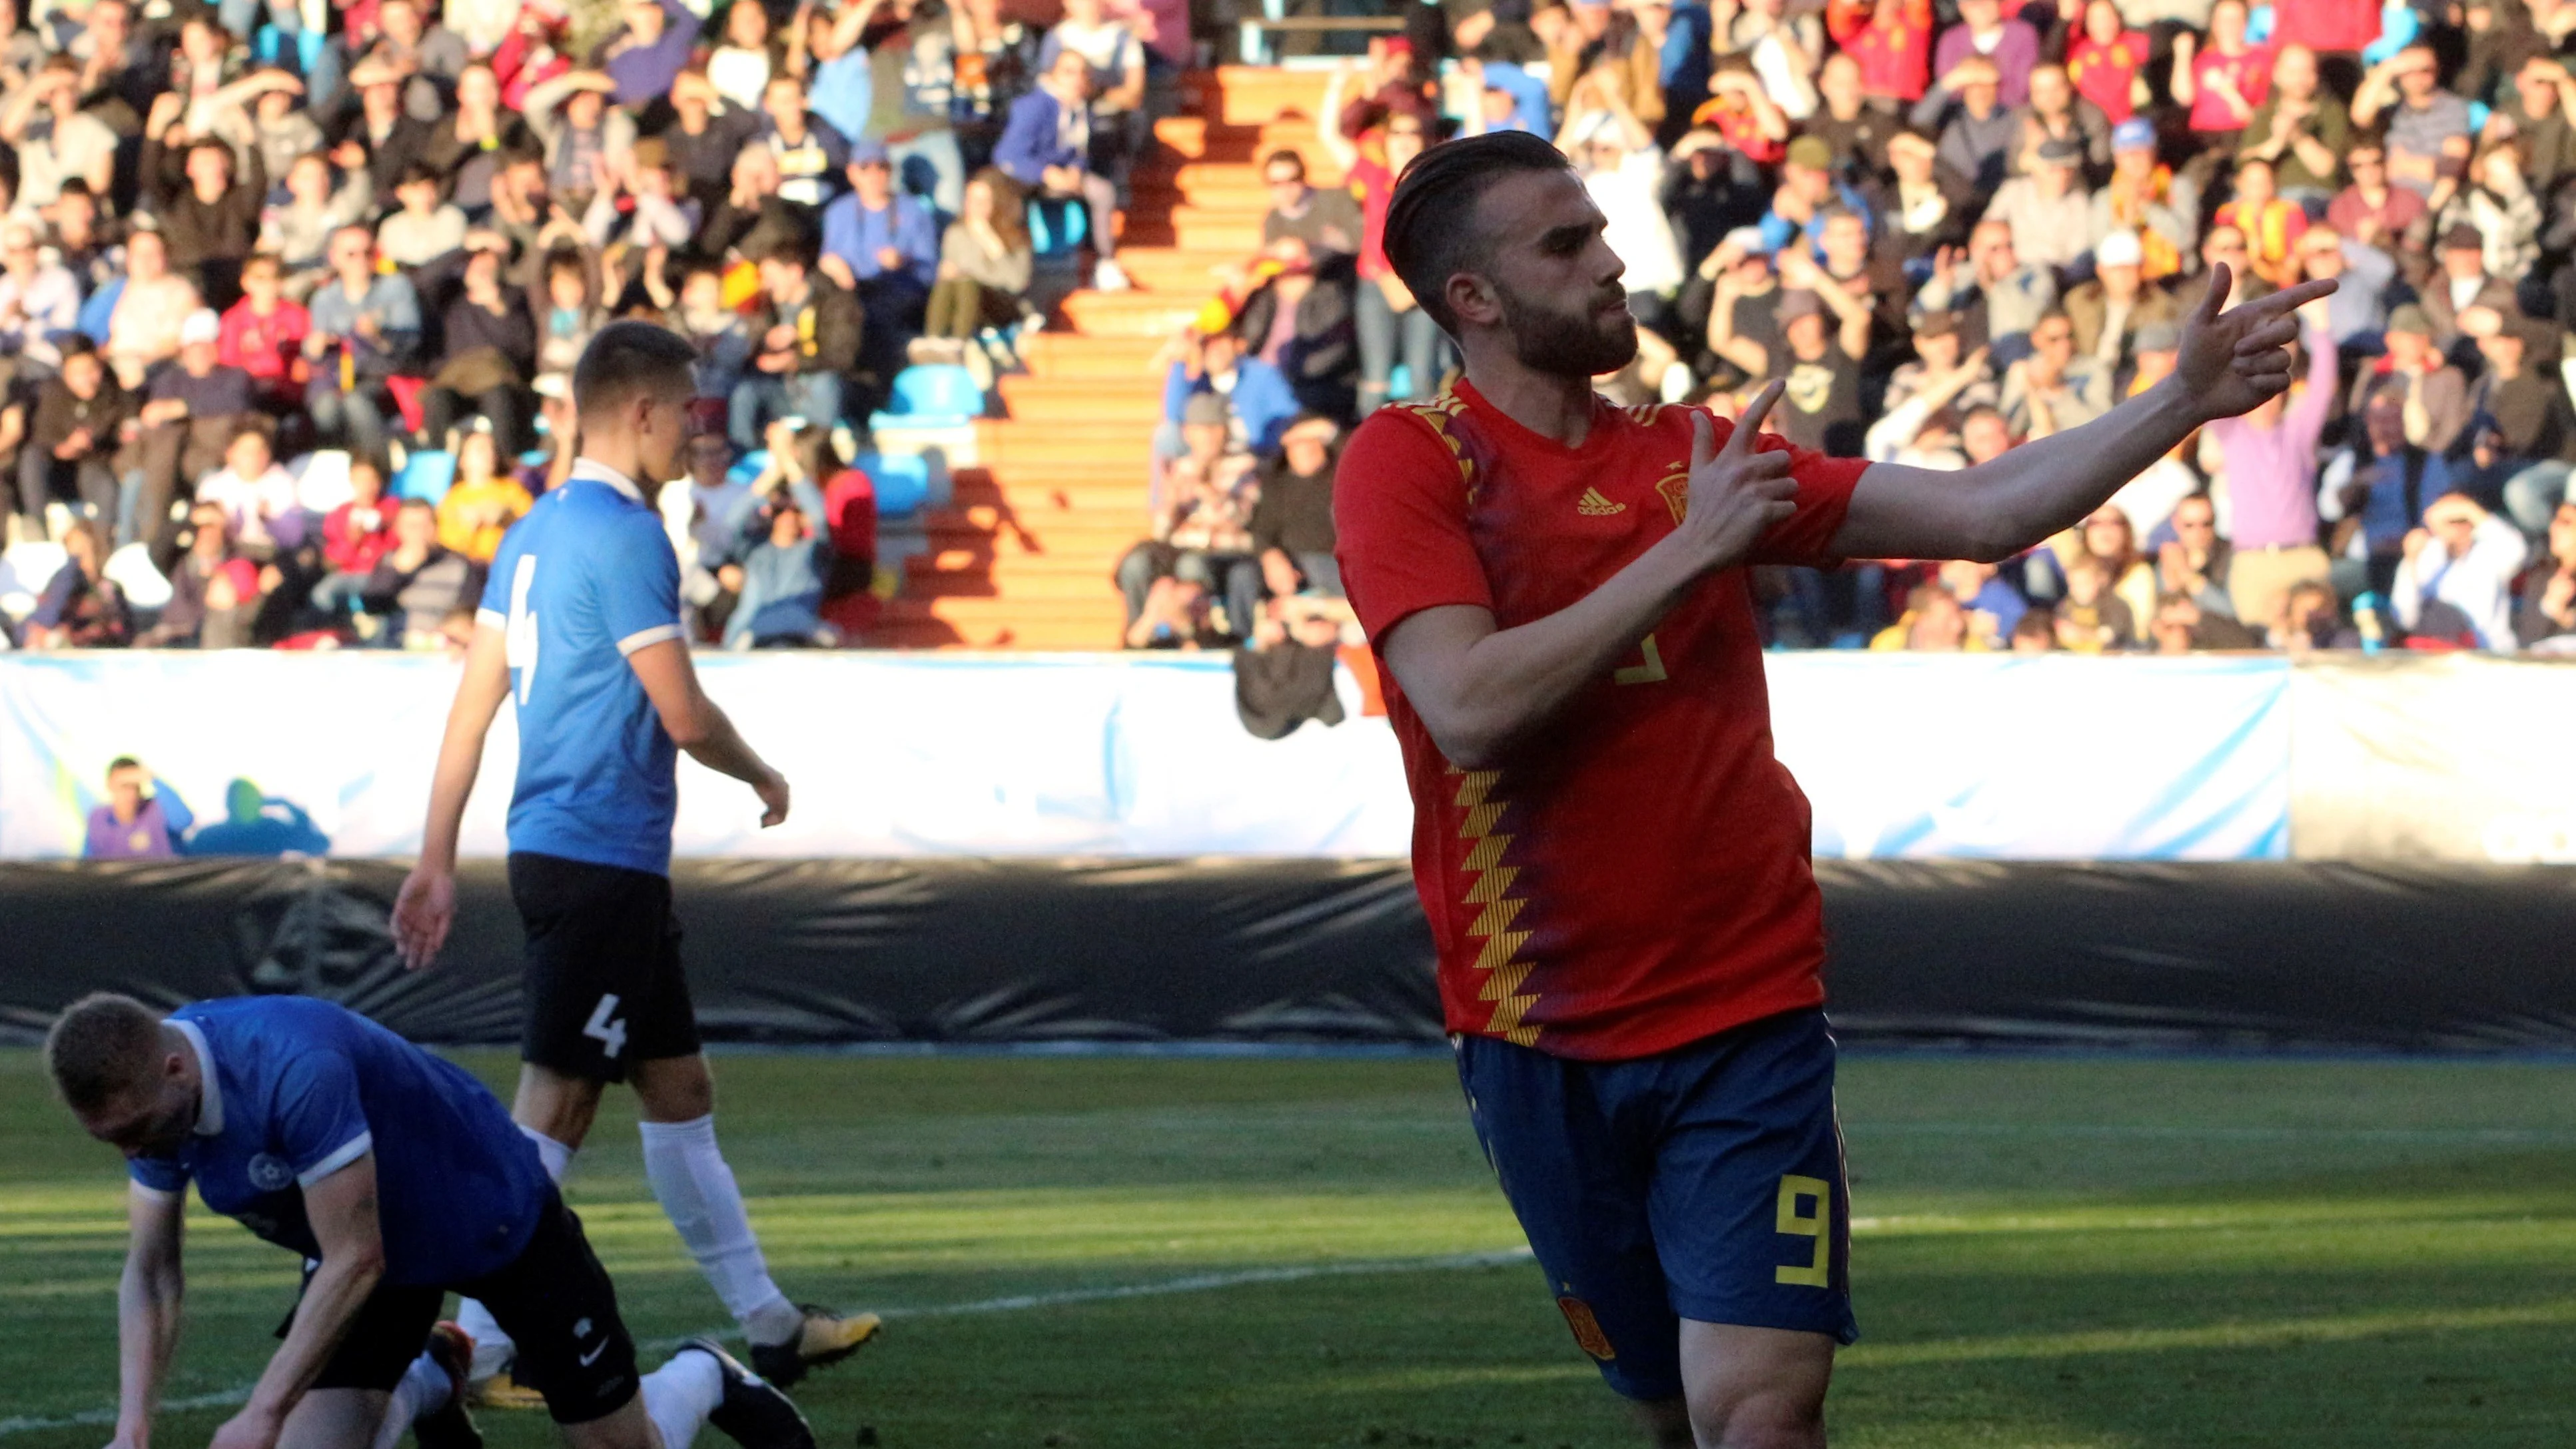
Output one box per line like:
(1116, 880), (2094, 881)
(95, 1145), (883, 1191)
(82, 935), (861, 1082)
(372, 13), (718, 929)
(505, 555), (540, 704)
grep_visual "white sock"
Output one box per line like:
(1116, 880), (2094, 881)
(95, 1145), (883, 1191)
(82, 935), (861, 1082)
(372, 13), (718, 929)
(639, 1114), (801, 1345)
(368, 1351), (451, 1449)
(460, 1126), (579, 1378)
(642, 1346), (727, 1449)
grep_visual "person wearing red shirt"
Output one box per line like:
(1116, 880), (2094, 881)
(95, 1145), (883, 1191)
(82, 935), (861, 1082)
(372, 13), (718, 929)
(217, 252), (311, 410)
(1828, 0), (1931, 105)
(1337, 130), (2329, 1446)
(2064, 0), (2150, 123)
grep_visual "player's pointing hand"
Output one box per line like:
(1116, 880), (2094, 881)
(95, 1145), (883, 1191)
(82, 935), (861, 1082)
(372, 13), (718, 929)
(1679, 382), (1801, 575)
(2174, 262), (2338, 424)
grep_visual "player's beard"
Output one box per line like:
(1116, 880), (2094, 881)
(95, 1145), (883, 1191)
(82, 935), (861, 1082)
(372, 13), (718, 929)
(1494, 276), (1639, 379)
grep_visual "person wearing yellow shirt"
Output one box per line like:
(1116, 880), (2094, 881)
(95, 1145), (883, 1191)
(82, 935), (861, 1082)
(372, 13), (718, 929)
(434, 428), (534, 562)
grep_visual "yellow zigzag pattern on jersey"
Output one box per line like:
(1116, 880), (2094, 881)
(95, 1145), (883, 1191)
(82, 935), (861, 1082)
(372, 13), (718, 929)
(1398, 390), (1479, 504)
(1450, 765), (1542, 1046)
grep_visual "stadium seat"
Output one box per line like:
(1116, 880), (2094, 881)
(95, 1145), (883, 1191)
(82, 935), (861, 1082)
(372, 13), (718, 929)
(77, 276), (123, 344)
(1027, 196), (1088, 260)
(391, 449), (456, 505)
(728, 450), (771, 490)
(867, 365), (985, 434)
(855, 452), (932, 518)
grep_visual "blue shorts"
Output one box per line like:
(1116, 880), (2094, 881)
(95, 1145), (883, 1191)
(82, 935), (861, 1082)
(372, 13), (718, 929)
(1457, 1007), (1857, 1402)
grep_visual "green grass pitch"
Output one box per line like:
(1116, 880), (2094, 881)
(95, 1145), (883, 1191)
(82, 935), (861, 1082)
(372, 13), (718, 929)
(7, 1049), (2576, 1447)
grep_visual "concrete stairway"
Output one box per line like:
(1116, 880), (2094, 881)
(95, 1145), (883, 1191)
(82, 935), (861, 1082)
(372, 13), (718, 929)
(868, 66), (1336, 650)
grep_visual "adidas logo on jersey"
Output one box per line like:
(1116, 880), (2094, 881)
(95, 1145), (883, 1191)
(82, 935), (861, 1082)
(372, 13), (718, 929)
(1576, 488), (1626, 516)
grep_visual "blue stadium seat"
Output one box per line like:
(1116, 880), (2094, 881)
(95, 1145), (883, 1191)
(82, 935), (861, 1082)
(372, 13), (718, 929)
(77, 276), (123, 344)
(1027, 196), (1088, 260)
(867, 364), (985, 432)
(856, 452), (932, 518)
(392, 449), (456, 505)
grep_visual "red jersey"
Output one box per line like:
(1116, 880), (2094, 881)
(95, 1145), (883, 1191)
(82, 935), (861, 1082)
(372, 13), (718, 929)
(1334, 381), (1867, 1062)
(2067, 30), (2150, 123)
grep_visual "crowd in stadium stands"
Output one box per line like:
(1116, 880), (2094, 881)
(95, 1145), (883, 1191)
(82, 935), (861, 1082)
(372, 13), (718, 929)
(1114, 0), (2576, 655)
(1, 0), (2573, 658)
(0, 0), (1184, 649)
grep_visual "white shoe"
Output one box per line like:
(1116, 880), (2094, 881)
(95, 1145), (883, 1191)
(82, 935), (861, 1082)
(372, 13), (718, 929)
(1091, 258), (1132, 292)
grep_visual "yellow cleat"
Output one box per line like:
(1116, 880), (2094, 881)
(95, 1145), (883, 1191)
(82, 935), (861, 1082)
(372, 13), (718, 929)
(466, 1365), (549, 1412)
(749, 1306), (884, 1388)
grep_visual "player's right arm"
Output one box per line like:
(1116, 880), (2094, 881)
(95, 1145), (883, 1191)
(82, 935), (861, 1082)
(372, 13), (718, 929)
(626, 640), (791, 827)
(1354, 383), (1801, 771)
(393, 622), (511, 970)
(111, 1183), (187, 1449)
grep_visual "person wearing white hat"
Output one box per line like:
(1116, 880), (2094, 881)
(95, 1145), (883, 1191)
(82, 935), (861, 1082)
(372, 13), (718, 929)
(2064, 228), (2180, 374)
(133, 309), (262, 548)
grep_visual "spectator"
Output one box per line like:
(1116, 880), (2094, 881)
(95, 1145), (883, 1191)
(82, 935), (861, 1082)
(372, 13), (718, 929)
(1569, 103), (1686, 332)
(2436, 147), (2543, 288)
(193, 422), (304, 556)
(358, 497), (476, 648)
(2504, 56), (2576, 201)
(1726, 0), (1827, 121)
(1865, 128), (1976, 272)
(302, 226), (422, 463)
(2156, 492), (2238, 620)
(2350, 304), (2469, 454)
(218, 252), (312, 412)
(524, 70), (636, 217)
(995, 45), (1132, 292)
(2064, 229), (2178, 376)
(2212, 157), (2307, 290)
(2093, 118), (2198, 281)
(2208, 315), (2338, 624)
(1877, 583), (1976, 650)
(2005, 64), (2110, 181)
(1983, 137), (2093, 270)
(260, 153), (375, 297)
(1915, 55), (2014, 193)
(1804, 52), (1903, 178)
(594, 0), (700, 109)
(721, 499), (835, 649)
(1757, 135), (1872, 258)
(13, 342), (133, 536)
(141, 502), (265, 648)
(1119, 392), (1256, 638)
(310, 457), (400, 618)
(139, 99), (267, 311)
(2471, 320), (2576, 503)
(1257, 146), (1362, 260)
(2395, 493), (2530, 648)
(731, 233), (864, 449)
(83, 756), (194, 859)
(2329, 388), (2463, 596)
(21, 518), (131, 649)
(2513, 500), (2576, 650)
(1, 57), (117, 211)
(421, 63), (536, 214)
(2000, 309), (2112, 438)
(2064, 0), (2149, 125)
(133, 310), (257, 546)
(2354, 45), (2473, 209)
(1833, 0), (1933, 109)
(708, 0), (783, 113)
(376, 163), (470, 268)
(2294, 229), (2395, 349)
(334, 61), (438, 208)
(2149, 589), (2262, 650)
(945, 0), (1047, 171)
(2326, 136), (2429, 259)
(2420, 223), (2525, 356)
(821, 141), (941, 378)
(1940, 555), (2025, 640)
(1230, 236), (1360, 424)
(0, 214), (83, 372)
(663, 70), (762, 217)
(2238, 45), (2347, 211)
(1163, 327), (1300, 467)
(2172, 0), (2268, 155)
(530, 247), (605, 397)
(2053, 553), (2134, 651)
(1929, 0), (2041, 109)
(105, 230), (205, 391)
(434, 428), (534, 564)
(925, 170), (1037, 344)
(1913, 218), (2056, 356)
(2277, 579), (2363, 653)
(1248, 413), (1343, 615)
(424, 240), (538, 456)
(673, 259), (757, 404)
(1769, 285), (1870, 456)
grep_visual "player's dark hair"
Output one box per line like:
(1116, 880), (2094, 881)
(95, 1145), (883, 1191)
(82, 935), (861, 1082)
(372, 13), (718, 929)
(573, 320), (701, 416)
(46, 993), (166, 1113)
(1383, 130), (1572, 338)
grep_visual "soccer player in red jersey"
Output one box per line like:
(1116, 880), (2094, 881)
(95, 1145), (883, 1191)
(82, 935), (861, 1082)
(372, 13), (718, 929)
(1334, 131), (2331, 1448)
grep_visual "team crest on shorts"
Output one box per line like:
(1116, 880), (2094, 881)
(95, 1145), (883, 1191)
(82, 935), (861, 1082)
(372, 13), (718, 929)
(1557, 1295), (1617, 1360)
(247, 1153), (294, 1191)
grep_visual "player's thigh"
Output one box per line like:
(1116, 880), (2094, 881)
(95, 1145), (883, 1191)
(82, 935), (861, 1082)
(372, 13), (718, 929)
(510, 852), (701, 1086)
(1644, 1009), (1856, 1347)
(1456, 1033), (1685, 1402)
(469, 1191), (644, 1426)
(276, 1388), (392, 1449)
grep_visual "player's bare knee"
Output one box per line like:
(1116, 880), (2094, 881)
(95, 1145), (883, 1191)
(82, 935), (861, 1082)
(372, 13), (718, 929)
(515, 1063), (608, 1145)
(632, 1053), (716, 1122)
(1689, 1388), (1825, 1449)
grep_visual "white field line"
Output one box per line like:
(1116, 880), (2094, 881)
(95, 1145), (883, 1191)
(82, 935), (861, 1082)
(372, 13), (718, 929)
(0, 1250), (1536, 1436)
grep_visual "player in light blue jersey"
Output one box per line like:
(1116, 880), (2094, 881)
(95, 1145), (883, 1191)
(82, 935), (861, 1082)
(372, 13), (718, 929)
(47, 992), (814, 1449)
(390, 322), (876, 1405)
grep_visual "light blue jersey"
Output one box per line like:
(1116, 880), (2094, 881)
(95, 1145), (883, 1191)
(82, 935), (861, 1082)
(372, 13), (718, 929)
(478, 461), (685, 876)
(129, 997), (549, 1286)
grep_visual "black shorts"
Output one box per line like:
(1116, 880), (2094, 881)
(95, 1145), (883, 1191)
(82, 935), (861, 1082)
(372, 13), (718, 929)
(510, 851), (701, 1082)
(291, 1190), (641, 1424)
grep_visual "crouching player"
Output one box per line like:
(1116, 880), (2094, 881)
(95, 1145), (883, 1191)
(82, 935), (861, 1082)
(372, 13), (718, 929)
(48, 992), (816, 1449)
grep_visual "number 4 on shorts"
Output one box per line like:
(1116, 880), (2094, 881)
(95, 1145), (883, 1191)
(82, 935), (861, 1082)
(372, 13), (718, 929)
(1774, 1174), (1831, 1287)
(584, 994), (629, 1059)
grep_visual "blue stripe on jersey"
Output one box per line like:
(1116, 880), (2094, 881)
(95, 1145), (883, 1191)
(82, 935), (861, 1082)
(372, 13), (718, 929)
(480, 470), (685, 876)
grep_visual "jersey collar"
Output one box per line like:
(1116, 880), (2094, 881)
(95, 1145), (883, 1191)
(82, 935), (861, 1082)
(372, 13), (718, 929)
(569, 458), (649, 503)
(171, 1018), (224, 1137)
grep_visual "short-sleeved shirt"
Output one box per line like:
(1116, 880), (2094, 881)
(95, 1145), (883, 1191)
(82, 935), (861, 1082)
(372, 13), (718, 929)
(478, 459), (685, 875)
(1332, 382), (1868, 1062)
(128, 997), (548, 1286)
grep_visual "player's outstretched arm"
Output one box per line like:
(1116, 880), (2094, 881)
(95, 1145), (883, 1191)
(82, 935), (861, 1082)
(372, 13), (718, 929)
(1379, 382), (1801, 770)
(209, 1156), (385, 1449)
(627, 639), (791, 827)
(1831, 266), (2337, 562)
(109, 1184), (186, 1449)
(394, 623), (512, 971)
